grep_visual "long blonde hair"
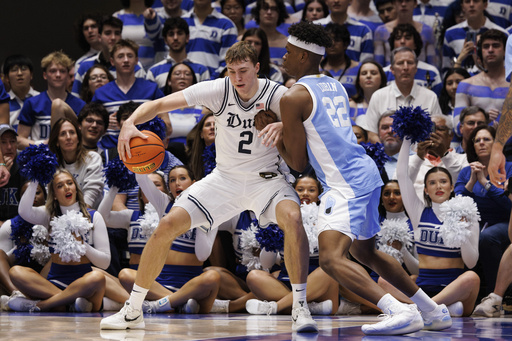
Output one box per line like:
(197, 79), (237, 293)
(46, 169), (91, 222)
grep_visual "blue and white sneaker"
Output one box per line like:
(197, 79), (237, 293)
(421, 304), (452, 330)
(362, 304), (424, 335)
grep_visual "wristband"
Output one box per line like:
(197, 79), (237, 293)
(0, 163), (6, 167)
(484, 181), (492, 191)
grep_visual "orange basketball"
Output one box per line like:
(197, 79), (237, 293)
(123, 130), (165, 174)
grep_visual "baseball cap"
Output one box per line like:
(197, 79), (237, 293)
(0, 124), (18, 137)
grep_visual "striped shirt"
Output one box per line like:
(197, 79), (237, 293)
(383, 60), (443, 96)
(146, 56), (211, 91)
(182, 9), (238, 79)
(315, 16), (374, 63)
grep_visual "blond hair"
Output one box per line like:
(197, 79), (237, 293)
(41, 51), (74, 72)
(46, 169), (91, 222)
(225, 41), (258, 66)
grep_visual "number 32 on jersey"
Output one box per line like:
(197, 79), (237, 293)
(321, 96), (350, 127)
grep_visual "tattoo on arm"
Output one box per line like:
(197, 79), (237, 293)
(497, 88), (512, 146)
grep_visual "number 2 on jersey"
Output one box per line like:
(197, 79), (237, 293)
(321, 96), (350, 127)
(238, 131), (253, 154)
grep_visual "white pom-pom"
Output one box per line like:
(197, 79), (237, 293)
(240, 221), (263, 271)
(50, 210), (93, 263)
(301, 203), (319, 255)
(438, 195), (480, 248)
(138, 203), (160, 238)
(378, 244), (404, 263)
(30, 225), (50, 266)
(377, 218), (413, 263)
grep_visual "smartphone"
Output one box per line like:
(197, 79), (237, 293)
(466, 31), (477, 44)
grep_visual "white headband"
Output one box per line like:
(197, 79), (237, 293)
(288, 35), (325, 56)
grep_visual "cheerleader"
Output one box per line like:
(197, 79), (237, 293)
(7, 169), (110, 312)
(396, 137), (480, 316)
(0, 181), (48, 309)
(244, 173), (338, 315)
(99, 166), (219, 315)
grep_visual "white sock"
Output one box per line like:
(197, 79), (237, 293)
(291, 283), (308, 309)
(490, 292), (503, 302)
(128, 284), (149, 311)
(410, 288), (437, 313)
(103, 297), (124, 311)
(377, 293), (402, 314)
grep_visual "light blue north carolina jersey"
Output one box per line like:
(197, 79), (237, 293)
(297, 75), (383, 197)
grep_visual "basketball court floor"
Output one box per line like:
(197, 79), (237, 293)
(2, 312), (512, 340)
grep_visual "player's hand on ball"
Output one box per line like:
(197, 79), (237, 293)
(254, 110), (278, 131)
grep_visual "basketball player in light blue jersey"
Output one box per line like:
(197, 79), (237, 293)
(276, 21), (452, 335)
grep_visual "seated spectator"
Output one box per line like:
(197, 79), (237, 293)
(145, 17), (211, 92)
(320, 23), (359, 98)
(374, 0), (436, 67)
(186, 113), (215, 181)
(376, 111), (403, 180)
(17, 51), (85, 150)
(73, 12), (103, 72)
(442, 0), (507, 75)
(72, 16), (147, 98)
(374, 0), (397, 24)
(2, 55), (39, 129)
(314, 0), (374, 63)
(384, 23), (442, 96)
(360, 47), (442, 142)
(352, 125), (369, 144)
(349, 60), (387, 126)
(0, 181), (47, 303)
(453, 29), (510, 132)
(455, 125), (512, 295)
(407, 114), (468, 202)
(348, 0), (383, 33)
(92, 39), (167, 150)
(164, 62), (205, 162)
(77, 102), (109, 155)
(249, 0), (290, 66)
(242, 28), (284, 84)
(48, 105), (104, 209)
(0, 125), (25, 226)
(79, 65), (114, 103)
(438, 67), (471, 124)
(290, 0), (329, 23)
(221, 0), (247, 39)
(455, 106), (489, 154)
(114, 0), (158, 69)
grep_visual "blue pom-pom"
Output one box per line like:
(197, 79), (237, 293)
(203, 143), (216, 176)
(103, 157), (137, 191)
(137, 116), (166, 141)
(255, 223), (284, 253)
(361, 142), (389, 172)
(391, 105), (433, 144)
(18, 144), (58, 185)
(10, 215), (35, 265)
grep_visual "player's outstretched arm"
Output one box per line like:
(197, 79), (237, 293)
(278, 86), (309, 172)
(489, 85), (512, 186)
(118, 92), (188, 161)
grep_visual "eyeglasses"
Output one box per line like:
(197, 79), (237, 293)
(10, 65), (30, 73)
(473, 137), (493, 144)
(84, 117), (105, 126)
(89, 74), (109, 81)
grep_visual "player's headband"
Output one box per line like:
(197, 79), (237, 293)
(288, 36), (325, 56)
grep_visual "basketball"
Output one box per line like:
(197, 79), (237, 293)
(123, 130), (165, 174)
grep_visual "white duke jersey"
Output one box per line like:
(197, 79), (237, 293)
(183, 77), (289, 175)
(297, 75), (383, 197)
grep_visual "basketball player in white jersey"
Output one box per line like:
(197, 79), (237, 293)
(276, 21), (453, 335)
(100, 41), (317, 333)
